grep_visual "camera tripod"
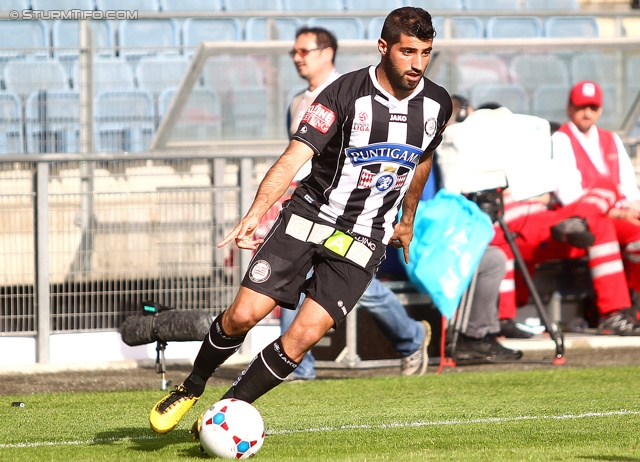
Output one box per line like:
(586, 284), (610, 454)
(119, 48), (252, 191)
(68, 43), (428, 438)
(447, 188), (565, 365)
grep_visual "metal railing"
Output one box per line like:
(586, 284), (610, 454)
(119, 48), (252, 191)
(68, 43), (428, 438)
(0, 146), (284, 363)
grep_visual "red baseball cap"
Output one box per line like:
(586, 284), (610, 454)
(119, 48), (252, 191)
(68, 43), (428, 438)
(569, 80), (602, 107)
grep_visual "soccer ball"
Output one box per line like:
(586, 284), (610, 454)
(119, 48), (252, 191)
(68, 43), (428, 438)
(199, 398), (265, 459)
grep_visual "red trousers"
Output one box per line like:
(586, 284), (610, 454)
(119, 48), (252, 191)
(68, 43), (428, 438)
(492, 197), (632, 319)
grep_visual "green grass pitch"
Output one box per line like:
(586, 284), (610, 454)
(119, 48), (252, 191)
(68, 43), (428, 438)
(1, 366), (639, 461)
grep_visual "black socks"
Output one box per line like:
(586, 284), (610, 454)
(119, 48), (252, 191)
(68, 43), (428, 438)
(183, 312), (245, 397)
(222, 337), (299, 403)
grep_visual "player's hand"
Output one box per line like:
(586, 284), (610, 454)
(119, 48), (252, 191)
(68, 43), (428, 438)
(217, 217), (264, 250)
(389, 222), (414, 264)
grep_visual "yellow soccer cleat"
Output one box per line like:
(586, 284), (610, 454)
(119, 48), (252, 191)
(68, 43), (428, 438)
(149, 385), (199, 434)
(190, 412), (204, 440)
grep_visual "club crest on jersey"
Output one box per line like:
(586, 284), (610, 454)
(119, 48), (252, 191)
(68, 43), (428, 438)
(376, 174), (395, 191)
(346, 142), (421, 169)
(302, 103), (336, 134)
(358, 167), (409, 192)
(424, 117), (438, 136)
(249, 260), (271, 283)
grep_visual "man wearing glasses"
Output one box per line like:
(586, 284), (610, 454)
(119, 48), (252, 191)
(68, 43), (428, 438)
(286, 26), (341, 144)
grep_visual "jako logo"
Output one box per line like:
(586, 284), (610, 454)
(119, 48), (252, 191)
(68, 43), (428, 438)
(390, 114), (407, 122)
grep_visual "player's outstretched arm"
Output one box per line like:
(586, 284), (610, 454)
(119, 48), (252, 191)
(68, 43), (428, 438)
(389, 152), (434, 263)
(217, 140), (314, 250)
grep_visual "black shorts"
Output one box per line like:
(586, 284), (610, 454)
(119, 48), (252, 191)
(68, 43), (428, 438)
(242, 199), (386, 326)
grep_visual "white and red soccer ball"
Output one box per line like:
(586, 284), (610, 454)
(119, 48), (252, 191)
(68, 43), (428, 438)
(199, 398), (265, 459)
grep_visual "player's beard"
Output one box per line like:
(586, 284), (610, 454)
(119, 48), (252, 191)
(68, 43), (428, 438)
(381, 56), (423, 93)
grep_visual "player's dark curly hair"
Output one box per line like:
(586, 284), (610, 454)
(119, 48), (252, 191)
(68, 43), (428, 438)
(295, 26), (338, 64)
(380, 7), (436, 45)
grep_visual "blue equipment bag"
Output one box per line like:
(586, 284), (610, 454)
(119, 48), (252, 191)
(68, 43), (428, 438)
(402, 188), (495, 319)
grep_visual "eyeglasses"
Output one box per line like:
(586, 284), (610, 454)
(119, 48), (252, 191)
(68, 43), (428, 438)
(288, 47), (325, 58)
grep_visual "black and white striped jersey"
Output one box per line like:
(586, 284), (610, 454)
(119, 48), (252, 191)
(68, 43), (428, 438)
(291, 66), (452, 244)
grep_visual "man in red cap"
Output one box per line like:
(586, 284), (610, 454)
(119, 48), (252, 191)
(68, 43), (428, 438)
(552, 80), (640, 335)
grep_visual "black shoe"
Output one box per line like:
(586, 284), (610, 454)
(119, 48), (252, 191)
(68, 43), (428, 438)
(452, 335), (492, 363)
(550, 217), (595, 249)
(454, 334), (522, 363)
(485, 335), (523, 360)
(499, 319), (533, 339)
(597, 308), (640, 336)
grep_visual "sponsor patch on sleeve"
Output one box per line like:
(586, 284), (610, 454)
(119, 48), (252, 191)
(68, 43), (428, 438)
(301, 103), (336, 134)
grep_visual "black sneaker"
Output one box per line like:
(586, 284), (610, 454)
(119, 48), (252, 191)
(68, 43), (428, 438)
(499, 319), (533, 339)
(453, 335), (492, 363)
(455, 334), (522, 363)
(550, 217), (595, 249)
(485, 335), (523, 361)
(597, 308), (640, 336)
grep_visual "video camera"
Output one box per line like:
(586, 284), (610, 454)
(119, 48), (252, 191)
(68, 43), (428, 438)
(120, 300), (213, 347)
(120, 300), (213, 389)
(436, 107), (555, 203)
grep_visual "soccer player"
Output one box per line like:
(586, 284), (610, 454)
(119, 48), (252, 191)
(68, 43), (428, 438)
(281, 26), (431, 380)
(149, 6), (452, 434)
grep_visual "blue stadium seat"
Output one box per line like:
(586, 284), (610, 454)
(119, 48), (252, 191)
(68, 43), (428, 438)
(450, 17), (484, 39)
(509, 54), (569, 93)
(432, 16), (484, 39)
(3, 59), (69, 98)
(0, 20), (48, 60)
(94, 89), (155, 152)
(570, 51), (617, 85)
(0, 92), (23, 154)
(158, 87), (222, 141)
(486, 16), (543, 38)
(31, 0), (95, 10)
(466, 0), (521, 9)
(306, 17), (365, 40)
(282, 0), (344, 11)
(117, 19), (179, 60)
(404, 0), (464, 10)
(531, 84), (570, 123)
(72, 57), (136, 91)
(471, 83), (529, 114)
(244, 17), (301, 41)
(345, 0), (403, 10)
(182, 18), (242, 47)
(159, 0), (223, 11)
(544, 16), (599, 37)
(51, 20), (113, 59)
(25, 90), (80, 153)
(95, 0), (158, 11)
(366, 17), (385, 40)
(135, 55), (190, 96)
(524, 0), (579, 9)
(223, 0), (283, 10)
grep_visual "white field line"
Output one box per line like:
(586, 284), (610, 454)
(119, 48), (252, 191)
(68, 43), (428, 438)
(1, 409), (638, 449)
